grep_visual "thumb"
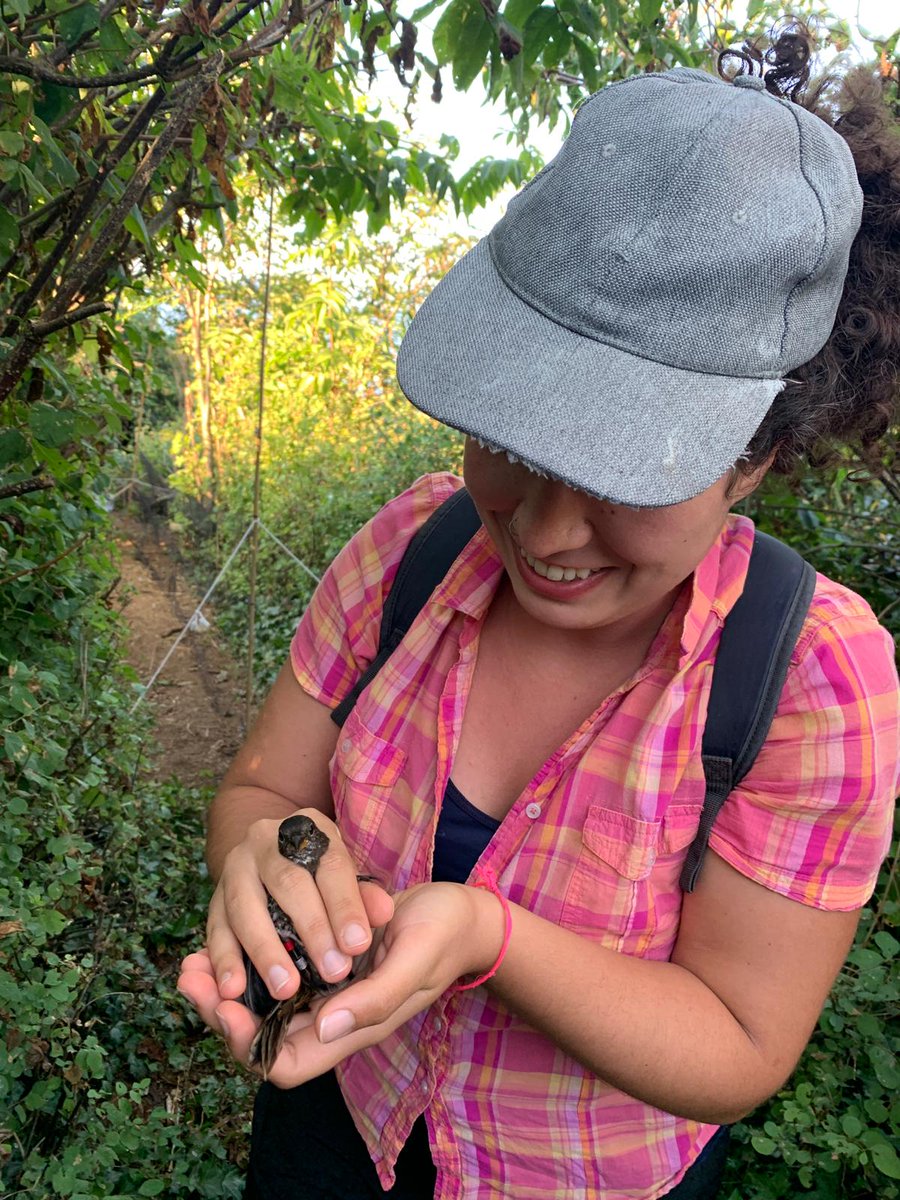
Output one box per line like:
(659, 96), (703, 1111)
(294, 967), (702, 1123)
(314, 928), (438, 1044)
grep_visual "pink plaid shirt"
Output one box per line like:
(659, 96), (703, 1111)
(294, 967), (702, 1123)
(291, 473), (898, 1200)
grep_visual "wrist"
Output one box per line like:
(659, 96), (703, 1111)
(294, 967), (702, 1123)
(456, 873), (512, 991)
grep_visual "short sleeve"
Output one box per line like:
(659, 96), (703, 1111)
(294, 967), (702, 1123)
(290, 473), (463, 709)
(708, 578), (900, 911)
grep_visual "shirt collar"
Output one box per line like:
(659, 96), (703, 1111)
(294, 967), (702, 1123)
(432, 526), (505, 619)
(679, 514), (755, 663)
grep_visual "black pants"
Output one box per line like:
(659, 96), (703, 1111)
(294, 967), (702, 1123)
(244, 1071), (730, 1199)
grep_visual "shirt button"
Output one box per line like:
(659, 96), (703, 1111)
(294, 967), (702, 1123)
(525, 802), (542, 819)
(341, 739), (352, 753)
(433, 1017), (442, 1032)
(420, 1080), (430, 1095)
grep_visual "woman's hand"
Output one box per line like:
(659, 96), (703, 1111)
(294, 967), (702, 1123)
(177, 881), (505, 1089)
(195, 807), (395, 1009)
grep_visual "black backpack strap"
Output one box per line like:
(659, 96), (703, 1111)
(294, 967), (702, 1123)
(680, 531), (817, 891)
(330, 489), (482, 728)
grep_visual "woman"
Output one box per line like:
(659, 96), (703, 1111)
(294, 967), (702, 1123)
(178, 29), (900, 1200)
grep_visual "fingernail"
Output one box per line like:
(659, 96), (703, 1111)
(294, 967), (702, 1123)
(215, 1007), (231, 1038)
(268, 965), (291, 996)
(343, 923), (368, 949)
(319, 1009), (355, 1043)
(323, 948), (352, 977)
(220, 971), (233, 989)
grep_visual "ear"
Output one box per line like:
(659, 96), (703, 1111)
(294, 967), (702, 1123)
(727, 452), (776, 503)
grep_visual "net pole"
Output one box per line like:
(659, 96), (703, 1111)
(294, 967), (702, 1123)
(245, 186), (275, 730)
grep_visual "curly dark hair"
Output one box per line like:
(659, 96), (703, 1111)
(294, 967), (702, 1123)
(718, 20), (900, 476)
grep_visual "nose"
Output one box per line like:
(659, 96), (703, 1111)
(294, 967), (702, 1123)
(512, 478), (595, 560)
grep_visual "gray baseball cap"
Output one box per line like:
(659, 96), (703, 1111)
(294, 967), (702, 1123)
(397, 67), (863, 506)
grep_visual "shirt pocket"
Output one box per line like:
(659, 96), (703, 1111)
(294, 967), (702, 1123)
(331, 706), (407, 868)
(561, 806), (662, 941)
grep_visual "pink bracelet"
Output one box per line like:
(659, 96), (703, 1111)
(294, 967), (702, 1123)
(454, 866), (512, 992)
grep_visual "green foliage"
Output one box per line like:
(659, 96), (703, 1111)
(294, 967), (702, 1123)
(723, 835), (900, 1199)
(0, 544), (254, 1195)
(149, 207), (467, 690)
(0, 0), (547, 564)
(717, 469), (900, 1200)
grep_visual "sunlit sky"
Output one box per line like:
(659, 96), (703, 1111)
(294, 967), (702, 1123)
(367, 0), (899, 236)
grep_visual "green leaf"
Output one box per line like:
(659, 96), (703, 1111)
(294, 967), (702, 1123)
(433, 0), (469, 63)
(28, 404), (79, 448)
(873, 930), (899, 959)
(504, 0), (543, 28)
(138, 1180), (167, 1196)
(841, 1113), (864, 1138)
(99, 17), (131, 54)
(638, 0), (662, 24)
(58, 3), (99, 43)
(35, 908), (67, 934)
(523, 7), (569, 67)
(574, 36), (601, 92)
(452, 6), (494, 90)
(411, 0), (444, 19)
(869, 1044), (900, 1089)
(751, 1135), (777, 1156)
(556, 0), (601, 40)
(123, 205), (151, 250)
(0, 428), (27, 467)
(4, 732), (26, 761)
(865, 1097), (889, 1123)
(16, 164), (53, 202)
(29, 116), (79, 187)
(856, 1012), (882, 1038)
(191, 124), (208, 164)
(0, 131), (25, 155)
(847, 945), (884, 971)
(33, 82), (71, 126)
(872, 1143), (900, 1180)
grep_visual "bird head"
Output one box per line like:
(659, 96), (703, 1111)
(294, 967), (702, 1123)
(277, 814), (330, 871)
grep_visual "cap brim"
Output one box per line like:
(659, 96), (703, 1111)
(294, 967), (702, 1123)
(396, 238), (782, 507)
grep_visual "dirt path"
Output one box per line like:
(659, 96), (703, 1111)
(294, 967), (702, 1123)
(114, 510), (246, 787)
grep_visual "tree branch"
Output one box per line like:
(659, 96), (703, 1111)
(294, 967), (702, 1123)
(46, 52), (225, 320)
(0, 532), (90, 586)
(4, 81), (169, 333)
(0, 55), (224, 404)
(0, 477), (54, 502)
(32, 301), (112, 336)
(0, 53), (167, 88)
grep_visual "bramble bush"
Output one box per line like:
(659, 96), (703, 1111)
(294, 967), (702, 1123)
(0, 551), (254, 1196)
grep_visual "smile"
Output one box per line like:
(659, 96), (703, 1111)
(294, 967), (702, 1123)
(519, 546), (602, 582)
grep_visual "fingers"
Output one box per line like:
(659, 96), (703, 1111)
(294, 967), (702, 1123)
(310, 883), (491, 1047)
(314, 938), (431, 1046)
(359, 879), (395, 930)
(209, 809), (394, 1002)
(265, 810), (393, 981)
(177, 962), (355, 1091)
(210, 831), (302, 1002)
(204, 886), (253, 1000)
(178, 948), (267, 1064)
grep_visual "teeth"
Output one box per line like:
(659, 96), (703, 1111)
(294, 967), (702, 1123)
(520, 547), (599, 581)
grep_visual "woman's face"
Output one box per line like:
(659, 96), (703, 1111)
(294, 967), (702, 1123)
(463, 439), (767, 641)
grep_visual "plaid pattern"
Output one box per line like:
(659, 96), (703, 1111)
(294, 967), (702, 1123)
(291, 473), (898, 1200)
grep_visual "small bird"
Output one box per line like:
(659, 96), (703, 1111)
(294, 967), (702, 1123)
(241, 813), (375, 1079)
